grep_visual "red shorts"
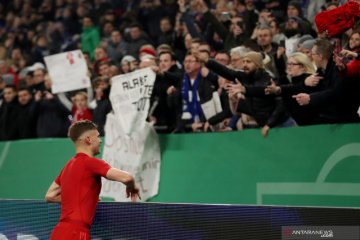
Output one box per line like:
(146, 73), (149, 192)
(50, 221), (90, 240)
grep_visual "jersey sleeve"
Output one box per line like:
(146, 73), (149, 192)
(54, 168), (64, 186)
(86, 157), (112, 177)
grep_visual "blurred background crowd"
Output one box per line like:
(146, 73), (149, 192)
(0, 0), (359, 140)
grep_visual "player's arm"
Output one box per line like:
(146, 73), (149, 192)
(106, 168), (141, 202)
(45, 181), (61, 203)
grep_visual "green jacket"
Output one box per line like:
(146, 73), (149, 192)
(81, 26), (100, 60)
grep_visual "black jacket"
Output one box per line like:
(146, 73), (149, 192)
(168, 70), (219, 132)
(0, 98), (19, 140)
(17, 100), (37, 139)
(206, 59), (288, 127)
(93, 87), (112, 136)
(149, 65), (183, 132)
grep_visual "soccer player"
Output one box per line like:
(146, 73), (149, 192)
(45, 120), (140, 240)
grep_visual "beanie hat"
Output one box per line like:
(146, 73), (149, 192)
(121, 55), (136, 64)
(298, 34), (313, 45)
(139, 46), (156, 56)
(244, 51), (264, 68)
(300, 39), (316, 50)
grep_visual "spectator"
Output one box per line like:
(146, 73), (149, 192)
(81, 15), (100, 61)
(106, 30), (127, 63)
(265, 52), (317, 125)
(17, 88), (37, 139)
(120, 55), (138, 74)
(168, 53), (218, 133)
(34, 74), (71, 138)
(149, 51), (182, 133)
(92, 77), (112, 136)
(158, 16), (174, 46)
(0, 85), (19, 140)
(200, 51), (294, 137)
(293, 39), (358, 124)
(71, 91), (93, 123)
(126, 23), (151, 57)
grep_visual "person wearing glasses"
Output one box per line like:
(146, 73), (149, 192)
(168, 53), (218, 133)
(265, 52), (318, 126)
(292, 39), (359, 124)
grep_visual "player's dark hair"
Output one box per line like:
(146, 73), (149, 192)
(68, 120), (98, 142)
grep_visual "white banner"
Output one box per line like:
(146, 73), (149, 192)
(101, 68), (160, 202)
(44, 50), (91, 94)
(100, 113), (161, 202)
(109, 67), (156, 134)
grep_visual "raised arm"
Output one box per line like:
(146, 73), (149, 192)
(45, 181), (61, 203)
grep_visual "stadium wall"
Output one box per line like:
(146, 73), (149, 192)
(0, 124), (359, 207)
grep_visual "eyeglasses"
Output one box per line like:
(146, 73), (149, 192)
(287, 62), (302, 66)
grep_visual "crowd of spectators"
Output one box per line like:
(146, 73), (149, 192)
(0, 0), (360, 141)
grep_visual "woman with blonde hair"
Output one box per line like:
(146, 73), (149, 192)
(265, 52), (318, 125)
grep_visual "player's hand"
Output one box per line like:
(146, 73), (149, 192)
(126, 185), (141, 202)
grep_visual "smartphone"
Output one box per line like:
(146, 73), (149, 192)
(279, 40), (285, 48)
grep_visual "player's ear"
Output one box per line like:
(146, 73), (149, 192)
(84, 135), (91, 145)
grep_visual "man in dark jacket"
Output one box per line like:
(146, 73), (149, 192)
(149, 51), (182, 133)
(293, 39), (358, 124)
(200, 51), (292, 137)
(17, 88), (37, 139)
(0, 85), (19, 140)
(167, 53), (218, 133)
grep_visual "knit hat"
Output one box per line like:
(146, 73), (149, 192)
(298, 34), (313, 45)
(244, 51), (264, 68)
(139, 45), (156, 56)
(121, 55), (136, 64)
(300, 39), (316, 50)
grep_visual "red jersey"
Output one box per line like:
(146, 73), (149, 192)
(55, 153), (111, 227)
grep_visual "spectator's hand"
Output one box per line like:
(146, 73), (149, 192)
(167, 86), (176, 95)
(334, 55), (345, 71)
(265, 79), (280, 95)
(340, 49), (358, 58)
(225, 79), (245, 95)
(151, 66), (160, 74)
(191, 122), (203, 132)
(195, 0), (209, 13)
(250, 26), (259, 40)
(304, 74), (323, 87)
(261, 125), (270, 138)
(203, 121), (210, 132)
(44, 91), (54, 100)
(35, 91), (42, 102)
(178, 0), (186, 13)
(276, 47), (286, 59)
(149, 116), (157, 125)
(201, 67), (209, 77)
(126, 185), (141, 202)
(293, 93), (311, 106)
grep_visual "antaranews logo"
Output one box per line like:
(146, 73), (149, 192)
(282, 226), (359, 240)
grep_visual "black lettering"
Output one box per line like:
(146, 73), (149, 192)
(122, 82), (129, 90)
